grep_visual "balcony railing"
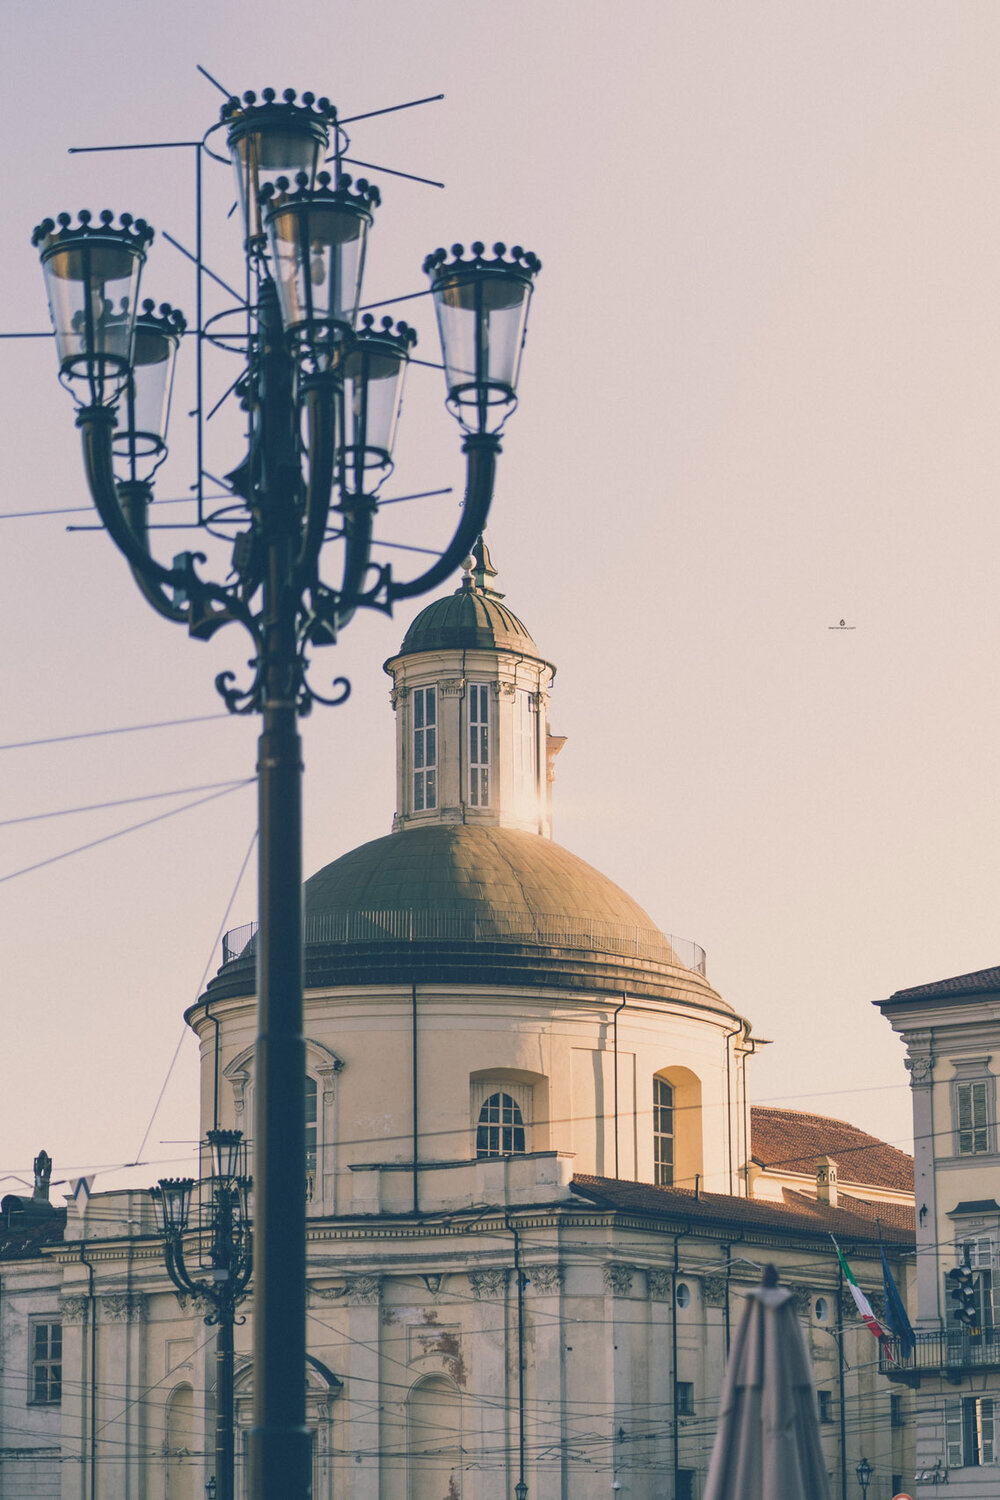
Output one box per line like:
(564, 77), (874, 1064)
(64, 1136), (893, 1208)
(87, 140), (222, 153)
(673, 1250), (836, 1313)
(221, 909), (708, 975)
(880, 1327), (1000, 1383)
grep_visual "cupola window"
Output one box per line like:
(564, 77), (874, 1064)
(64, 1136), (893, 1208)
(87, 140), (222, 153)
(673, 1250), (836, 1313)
(476, 1091), (526, 1157)
(654, 1076), (675, 1186)
(413, 687), (437, 811)
(468, 684), (490, 807)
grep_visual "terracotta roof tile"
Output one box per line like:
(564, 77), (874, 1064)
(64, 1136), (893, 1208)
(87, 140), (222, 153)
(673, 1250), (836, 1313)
(571, 1176), (914, 1244)
(882, 964), (1000, 1004)
(750, 1106), (913, 1193)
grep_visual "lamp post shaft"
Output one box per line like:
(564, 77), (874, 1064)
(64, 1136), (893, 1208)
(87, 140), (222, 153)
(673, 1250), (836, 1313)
(248, 280), (312, 1500)
(216, 1308), (235, 1500)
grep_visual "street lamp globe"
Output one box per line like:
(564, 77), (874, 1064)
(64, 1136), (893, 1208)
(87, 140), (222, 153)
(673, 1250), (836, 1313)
(156, 1177), (195, 1236)
(113, 299), (185, 478)
(424, 241), (540, 434)
(260, 172), (378, 370)
(207, 1129), (244, 1185)
(856, 1456), (872, 1496)
(339, 316), (416, 481)
(222, 88), (334, 247)
(32, 210), (152, 408)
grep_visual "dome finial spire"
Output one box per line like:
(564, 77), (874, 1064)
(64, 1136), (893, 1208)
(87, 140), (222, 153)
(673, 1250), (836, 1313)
(471, 533), (502, 597)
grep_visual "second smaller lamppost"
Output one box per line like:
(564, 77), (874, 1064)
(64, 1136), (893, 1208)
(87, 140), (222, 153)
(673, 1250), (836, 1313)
(152, 1129), (252, 1500)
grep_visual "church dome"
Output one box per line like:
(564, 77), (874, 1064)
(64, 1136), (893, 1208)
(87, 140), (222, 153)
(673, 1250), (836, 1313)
(391, 536), (548, 663)
(204, 825), (724, 1013)
(305, 824), (657, 930)
(396, 585), (540, 659)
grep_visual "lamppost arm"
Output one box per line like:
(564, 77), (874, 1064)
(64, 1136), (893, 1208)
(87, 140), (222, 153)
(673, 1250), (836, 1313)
(76, 402), (258, 644)
(385, 429), (500, 603)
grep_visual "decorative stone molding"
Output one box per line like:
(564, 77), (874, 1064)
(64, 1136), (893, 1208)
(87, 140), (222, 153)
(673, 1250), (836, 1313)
(648, 1270), (673, 1302)
(469, 1268), (509, 1300)
(103, 1292), (147, 1323)
(440, 678), (465, 697)
(310, 1285), (348, 1303)
(603, 1263), (636, 1298)
(390, 685), (410, 707)
(173, 1291), (213, 1316)
(498, 682), (517, 697)
(229, 1068), (249, 1117)
(530, 1264), (564, 1294)
(59, 1295), (90, 1324)
(789, 1284), (812, 1316)
(904, 1033), (935, 1087)
(700, 1276), (728, 1309)
(346, 1275), (381, 1306)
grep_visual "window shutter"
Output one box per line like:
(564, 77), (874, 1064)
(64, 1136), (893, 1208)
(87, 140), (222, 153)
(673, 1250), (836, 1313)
(981, 1398), (996, 1466)
(946, 1399), (964, 1468)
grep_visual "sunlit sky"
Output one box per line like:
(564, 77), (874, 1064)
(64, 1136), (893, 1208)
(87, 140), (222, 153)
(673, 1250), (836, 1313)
(3, 1), (999, 1198)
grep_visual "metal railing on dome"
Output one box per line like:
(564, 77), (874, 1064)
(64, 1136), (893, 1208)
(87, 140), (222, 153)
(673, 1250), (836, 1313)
(221, 909), (707, 975)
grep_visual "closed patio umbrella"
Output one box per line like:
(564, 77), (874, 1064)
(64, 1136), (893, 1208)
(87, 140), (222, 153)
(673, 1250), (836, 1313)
(703, 1265), (833, 1500)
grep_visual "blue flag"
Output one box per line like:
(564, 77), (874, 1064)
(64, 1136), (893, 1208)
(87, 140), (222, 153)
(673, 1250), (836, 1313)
(880, 1234), (915, 1358)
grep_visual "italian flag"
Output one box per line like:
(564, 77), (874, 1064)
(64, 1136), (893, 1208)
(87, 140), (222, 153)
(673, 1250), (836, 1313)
(831, 1237), (894, 1361)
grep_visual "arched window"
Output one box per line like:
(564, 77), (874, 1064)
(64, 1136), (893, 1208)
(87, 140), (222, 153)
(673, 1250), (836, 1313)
(165, 1383), (196, 1500)
(408, 1375), (463, 1499)
(476, 1092), (526, 1158)
(653, 1076), (674, 1186)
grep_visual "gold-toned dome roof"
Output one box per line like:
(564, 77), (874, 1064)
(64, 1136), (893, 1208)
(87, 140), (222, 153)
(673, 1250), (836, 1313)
(389, 537), (548, 663)
(206, 826), (721, 1009)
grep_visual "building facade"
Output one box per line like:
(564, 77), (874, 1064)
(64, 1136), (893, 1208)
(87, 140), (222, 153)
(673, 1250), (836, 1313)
(879, 964), (1000, 1495)
(1, 547), (916, 1500)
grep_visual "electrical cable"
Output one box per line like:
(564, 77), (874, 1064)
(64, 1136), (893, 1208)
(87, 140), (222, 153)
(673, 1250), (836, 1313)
(0, 712), (233, 752)
(0, 781), (253, 887)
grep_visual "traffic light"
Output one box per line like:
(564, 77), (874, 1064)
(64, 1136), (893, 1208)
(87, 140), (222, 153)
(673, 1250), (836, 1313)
(948, 1265), (979, 1327)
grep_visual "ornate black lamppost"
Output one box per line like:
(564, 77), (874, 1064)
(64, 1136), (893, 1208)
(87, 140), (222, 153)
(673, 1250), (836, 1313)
(33, 86), (539, 1500)
(856, 1456), (872, 1498)
(152, 1129), (252, 1500)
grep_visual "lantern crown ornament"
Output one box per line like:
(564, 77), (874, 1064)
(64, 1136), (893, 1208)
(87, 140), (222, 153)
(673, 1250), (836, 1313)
(423, 240), (541, 433)
(259, 171), (381, 370)
(33, 209), (154, 407)
(219, 86), (338, 247)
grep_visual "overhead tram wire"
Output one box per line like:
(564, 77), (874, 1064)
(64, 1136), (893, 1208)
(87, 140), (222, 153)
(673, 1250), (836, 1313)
(0, 777), (254, 827)
(0, 712), (234, 751)
(0, 781), (252, 886)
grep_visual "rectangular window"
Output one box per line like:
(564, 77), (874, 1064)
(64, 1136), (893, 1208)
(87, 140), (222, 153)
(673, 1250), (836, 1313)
(468, 684), (490, 807)
(29, 1322), (61, 1405)
(957, 1081), (989, 1154)
(817, 1390), (833, 1424)
(513, 690), (537, 801)
(890, 1393), (904, 1427)
(675, 1470), (696, 1500)
(947, 1397), (998, 1467)
(653, 1076), (674, 1187)
(675, 1380), (694, 1416)
(412, 687), (437, 812)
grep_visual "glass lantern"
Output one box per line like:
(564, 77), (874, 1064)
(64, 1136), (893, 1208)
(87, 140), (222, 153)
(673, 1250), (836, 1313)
(113, 300), (186, 478)
(207, 1128), (244, 1184)
(261, 172), (378, 371)
(424, 242), (540, 434)
(339, 316), (416, 488)
(156, 1177), (194, 1235)
(222, 89), (334, 247)
(32, 210), (153, 407)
